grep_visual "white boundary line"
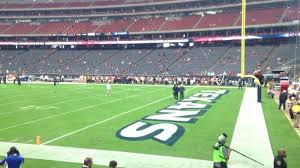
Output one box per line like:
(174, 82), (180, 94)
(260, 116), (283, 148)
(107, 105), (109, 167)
(229, 88), (273, 168)
(0, 141), (212, 168)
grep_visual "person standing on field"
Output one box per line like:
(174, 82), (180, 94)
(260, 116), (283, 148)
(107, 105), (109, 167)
(106, 81), (112, 96)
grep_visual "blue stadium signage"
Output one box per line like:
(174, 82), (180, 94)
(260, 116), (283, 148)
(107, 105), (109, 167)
(116, 90), (228, 146)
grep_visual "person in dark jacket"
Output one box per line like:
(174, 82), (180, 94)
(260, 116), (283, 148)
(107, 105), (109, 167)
(82, 157), (93, 168)
(109, 160), (117, 168)
(279, 90), (288, 110)
(274, 149), (287, 168)
(3, 75), (6, 84)
(173, 84), (179, 101)
(178, 84), (185, 100)
(17, 76), (21, 86)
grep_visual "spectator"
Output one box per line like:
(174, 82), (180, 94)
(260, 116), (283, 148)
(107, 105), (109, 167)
(109, 160), (117, 168)
(0, 147), (24, 168)
(292, 100), (300, 128)
(287, 96), (296, 119)
(273, 148), (287, 168)
(82, 157), (93, 168)
(279, 90), (288, 110)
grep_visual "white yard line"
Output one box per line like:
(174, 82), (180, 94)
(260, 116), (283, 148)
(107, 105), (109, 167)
(42, 87), (197, 145)
(23, 139), (33, 143)
(0, 141), (212, 168)
(42, 95), (173, 145)
(9, 138), (18, 142)
(0, 88), (129, 116)
(0, 94), (140, 132)
(229, 88), (273, 168)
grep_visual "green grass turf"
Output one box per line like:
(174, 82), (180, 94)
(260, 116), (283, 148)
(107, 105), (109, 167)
(0, 84), (243, 167)
(261, 89), (300, 168)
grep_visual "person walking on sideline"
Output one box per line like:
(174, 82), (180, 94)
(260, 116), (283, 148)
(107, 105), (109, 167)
(279, 90), (288, 110)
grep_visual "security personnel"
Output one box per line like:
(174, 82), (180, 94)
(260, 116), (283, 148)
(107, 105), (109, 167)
(172, 84), (179, 101)
(273, 149), (287, 168)
(178, 84), (185, 100)
(17, 75), (21, 86)
(213, 133), (231, 168)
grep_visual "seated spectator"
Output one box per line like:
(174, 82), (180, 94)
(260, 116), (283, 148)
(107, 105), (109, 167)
(82, 157), (93, 168)
(0, 147), (24, 168)
(287, 96), (296, 119)
(292, 101), (300, 128)
(109, 160), (117, 168)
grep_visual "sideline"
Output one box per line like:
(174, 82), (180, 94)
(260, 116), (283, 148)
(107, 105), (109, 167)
(229, 88), (273, 168)
(0, 141), (212, 168)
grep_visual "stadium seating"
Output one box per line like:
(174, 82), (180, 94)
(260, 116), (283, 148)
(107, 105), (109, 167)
(96, 20), (133, 33)
(266, 43), (300, 70)
(64, 22), (98, 34)
(169, 47), (228, 76)
(238, 8), (284, 25)
(0, 24), (12, 33)
(212, 45), (273, 74)
(161, 16), (201, 31)
(128, 17), (165, 32)
(4, 3), (34, 9)
(0, 43), (297, 75)
(196, 12), (239, 28)
(92, 1), (123, 6)
(34, 22), (71, 34)
(65, 2), (92, 7)
(283, 7), (300, 22)
(4, 23), (38, 34)
(33, 2), (66, 8)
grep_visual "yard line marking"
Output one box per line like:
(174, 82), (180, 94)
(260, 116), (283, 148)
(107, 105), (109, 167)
(0, 90), (131, 117)
(0, 141), (212, 168)
(23, 139), (33, 143)
(0, 93), (142, 132)
(43, 96), (170, 144)
(0, 88), (131, 116)
(42, 87), (197, 145)
(0, 95), (57, 107)
(9, 138), (18, 142)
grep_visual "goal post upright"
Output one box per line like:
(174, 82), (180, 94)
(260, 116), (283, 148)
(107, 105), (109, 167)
(241, 0), (246, 79)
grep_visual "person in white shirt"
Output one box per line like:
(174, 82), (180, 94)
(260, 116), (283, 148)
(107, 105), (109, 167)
(106, 81), (112, 96)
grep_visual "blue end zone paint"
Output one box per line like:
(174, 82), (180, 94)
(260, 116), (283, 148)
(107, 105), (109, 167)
(116, 121), (185, 146)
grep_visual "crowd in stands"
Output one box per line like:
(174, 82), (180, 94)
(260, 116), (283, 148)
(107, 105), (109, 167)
(268, 80), (300, 128)
(0, 42), (297, 77)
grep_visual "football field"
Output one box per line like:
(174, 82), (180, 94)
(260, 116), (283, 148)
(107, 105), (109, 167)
(0, 83), (299, 168)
